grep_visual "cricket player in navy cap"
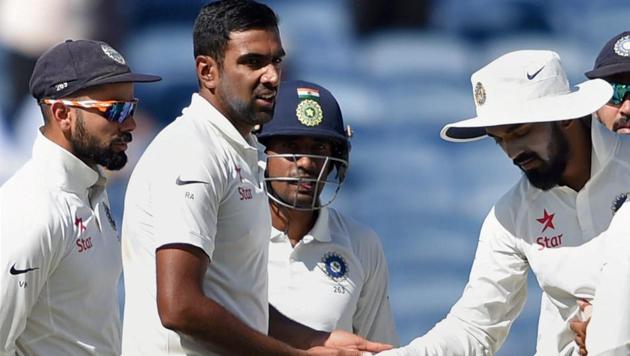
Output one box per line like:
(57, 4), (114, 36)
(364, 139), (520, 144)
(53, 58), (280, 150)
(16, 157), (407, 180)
(257, 80), (399, 346)
(0, 39), (160, 355)
(570, 31), (630, 356)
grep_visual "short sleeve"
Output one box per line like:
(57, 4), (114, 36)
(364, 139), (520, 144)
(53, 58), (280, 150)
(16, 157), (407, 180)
(352, 229), (399, 346)
(151, 150), (226, 260)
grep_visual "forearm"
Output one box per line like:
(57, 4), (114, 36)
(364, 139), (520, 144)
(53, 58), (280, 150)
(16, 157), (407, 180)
(156, 245), (306, 356)
(161, 295), (304, 355)
(268, 305), (328, 349)
(379, 316), (491, 356)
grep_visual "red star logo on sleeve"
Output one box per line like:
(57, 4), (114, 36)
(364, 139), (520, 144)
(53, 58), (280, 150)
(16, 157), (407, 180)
(536, 209), (555, 233)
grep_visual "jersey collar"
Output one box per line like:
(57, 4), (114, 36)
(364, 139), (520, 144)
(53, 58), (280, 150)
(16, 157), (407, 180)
(32, 130), (103, 193)
(185, 93), (259, 153)
(270, 207), (332, 244)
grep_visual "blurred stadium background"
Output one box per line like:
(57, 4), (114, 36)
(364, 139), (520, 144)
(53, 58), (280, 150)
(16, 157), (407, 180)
(1, 0), (628, 354)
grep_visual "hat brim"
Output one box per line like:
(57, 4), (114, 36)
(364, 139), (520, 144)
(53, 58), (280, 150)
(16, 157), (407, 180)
(85, 72), (162, 87)
(257, 127), (347, 144)
(53, 71), (162, 99)
(440, 78), (613, 142)
(585, 63), (630, 79)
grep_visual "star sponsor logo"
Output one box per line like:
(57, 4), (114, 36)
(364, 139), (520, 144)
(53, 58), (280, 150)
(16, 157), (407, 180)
(536, 209), (555, 233)
(75, 216), (87, 233)
(535, 209), (563, 251)
(235, 166), (244, 183)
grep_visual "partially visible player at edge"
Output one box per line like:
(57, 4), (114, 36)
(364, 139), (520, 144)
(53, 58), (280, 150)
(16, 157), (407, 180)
(569, 30), (630, 356)
(0, 39), (160, 355)
(379, 49), (630, 355)
(120, 1), (392, 355)
(257, 80), (399, 346)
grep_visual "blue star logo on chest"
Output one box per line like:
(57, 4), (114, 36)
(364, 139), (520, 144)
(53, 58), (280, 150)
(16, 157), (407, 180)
(322, 252), (348, 281)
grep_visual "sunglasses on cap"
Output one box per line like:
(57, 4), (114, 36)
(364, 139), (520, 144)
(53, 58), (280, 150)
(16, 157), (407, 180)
(609, 83), (630, 106)
(40, 98), (139, 124)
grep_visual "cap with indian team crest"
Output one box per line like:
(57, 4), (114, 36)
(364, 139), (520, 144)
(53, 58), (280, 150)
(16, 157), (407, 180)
(441, 50), (612, 142)
(585, 31), (630, 79)
(29, 39), (161, 100)
(257, 80), (351, 149)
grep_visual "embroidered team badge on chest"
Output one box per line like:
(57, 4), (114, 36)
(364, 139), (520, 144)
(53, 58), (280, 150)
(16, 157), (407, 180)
(611, 192), (630, 215)
(321, 252), (348, 281)
(104, 204), (117, 231)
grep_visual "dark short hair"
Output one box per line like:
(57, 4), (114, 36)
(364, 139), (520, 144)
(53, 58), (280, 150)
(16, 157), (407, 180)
(193, 0), (279, 65)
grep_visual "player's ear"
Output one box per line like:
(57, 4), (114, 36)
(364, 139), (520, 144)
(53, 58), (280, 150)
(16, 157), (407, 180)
(196, 55), (219, 90)
(49, 101), (73, 132)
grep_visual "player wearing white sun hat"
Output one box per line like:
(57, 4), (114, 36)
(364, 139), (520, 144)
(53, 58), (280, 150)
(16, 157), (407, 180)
(379, 49), (630, 355)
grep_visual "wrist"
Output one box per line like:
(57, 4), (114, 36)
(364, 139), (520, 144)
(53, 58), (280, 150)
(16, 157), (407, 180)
(308, 330), (330, 349)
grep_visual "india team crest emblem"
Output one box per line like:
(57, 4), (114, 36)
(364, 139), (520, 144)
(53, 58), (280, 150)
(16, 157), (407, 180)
(611, 192), (630, 214)
(104, 204), (117, 231)
(474, 82), (486, 106)
(614, 35), (630, 57)
(322, 252), (348, 281)
(296, 87), (323, 127)
(101, 44), (126, 64)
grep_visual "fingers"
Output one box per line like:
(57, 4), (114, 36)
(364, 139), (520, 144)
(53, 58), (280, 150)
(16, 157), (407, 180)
(569, 319), (587, 335)
(577, 299), (591, 311)
(570, 318), (588, 356)
(579, 345), (588, 356)
(306, 346), (361, 356)
(360, 341), (393, 353)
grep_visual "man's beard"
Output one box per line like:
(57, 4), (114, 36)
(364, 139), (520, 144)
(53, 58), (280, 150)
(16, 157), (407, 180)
(217, 82), (275, 128)
(71, 114), (130, 171)
(515, 124), (569, 191)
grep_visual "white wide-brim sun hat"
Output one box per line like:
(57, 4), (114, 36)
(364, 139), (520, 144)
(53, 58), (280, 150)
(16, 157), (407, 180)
(440, 50), (613, 142)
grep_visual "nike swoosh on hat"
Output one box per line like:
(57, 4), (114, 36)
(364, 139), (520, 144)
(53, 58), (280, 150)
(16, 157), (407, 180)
(527, 66), (545, 80)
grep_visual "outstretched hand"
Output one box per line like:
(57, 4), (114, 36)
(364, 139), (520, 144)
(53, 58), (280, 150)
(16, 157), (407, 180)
(306, 346), (364, 355)
(569, 299), (592, 356)
(322, 330), (392, 353)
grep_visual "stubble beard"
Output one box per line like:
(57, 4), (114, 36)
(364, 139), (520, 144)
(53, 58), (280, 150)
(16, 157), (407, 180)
(71, 113), (128, 171)
(217, 81), (274, 129)
(522, 124), (570, 191)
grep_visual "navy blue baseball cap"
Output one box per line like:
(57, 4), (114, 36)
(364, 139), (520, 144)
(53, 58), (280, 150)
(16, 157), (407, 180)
(257, 80), (349, 146)
(585, 31), (630, 79)
(29, 39), (161, 100)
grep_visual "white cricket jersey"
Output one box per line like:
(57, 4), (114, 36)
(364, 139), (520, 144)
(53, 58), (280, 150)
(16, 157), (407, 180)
(268, 207), (399, 346)
(121, 93), (271, 355)
(0, 131), (122, 356)
(380, 118), (630, 356)
(586, 200), (630, 356)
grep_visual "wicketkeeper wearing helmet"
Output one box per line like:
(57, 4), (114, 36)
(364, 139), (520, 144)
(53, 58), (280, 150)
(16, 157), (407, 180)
(257, 80), (399, 345)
